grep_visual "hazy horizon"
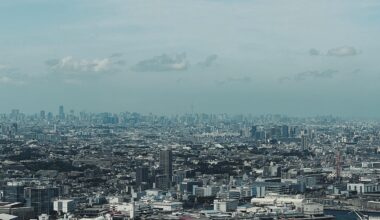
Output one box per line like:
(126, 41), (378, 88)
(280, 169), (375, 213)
(1, 1), (379, 117)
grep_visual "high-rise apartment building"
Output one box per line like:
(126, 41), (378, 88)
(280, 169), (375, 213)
(24, 186), (60, 215)
(136, 167), (149, 186)
(158, 147), (173, 190)
(59, 105), (65, 120)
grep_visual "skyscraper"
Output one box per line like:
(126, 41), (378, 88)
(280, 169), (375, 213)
(250, 126), (257, 138)
(59, 105), (65, 120)
(136, 166), (149, 186)
(24, 186), (60, 215)
(40, 110), (46, 120)
(301, 135), (308, 151)
(1, 182), (25, 203)
(281, 125), (289, 138)
(47, 112), (53, 121)
(158, 147), (173, 190)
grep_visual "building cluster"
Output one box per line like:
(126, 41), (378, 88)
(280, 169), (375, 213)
(1, 107), (380, 219)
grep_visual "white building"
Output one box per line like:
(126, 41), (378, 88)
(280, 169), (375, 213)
(251, 194), (305, 211)
(53, 200), (76, 214)
(193, 186), (220, 197)
(151, 201), (183, 212)
(113, 202), (152, 218)
(106, 196), (123, 204)
(347, 183), (380, 194)
(213, 199), (238, 213)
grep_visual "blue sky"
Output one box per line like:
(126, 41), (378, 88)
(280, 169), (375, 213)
(0, 0), (379, 117)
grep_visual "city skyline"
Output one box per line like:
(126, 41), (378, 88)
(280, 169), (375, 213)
(2, 105), (379, 120)
(1, 1), (380, 220)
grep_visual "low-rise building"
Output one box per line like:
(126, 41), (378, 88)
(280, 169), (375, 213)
(347, 183), (380, 194)
(213, 199), (238, 212)
(53, 199), (76, 214)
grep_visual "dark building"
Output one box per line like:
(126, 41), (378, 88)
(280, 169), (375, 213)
(2, 183), (25, 203)
(301, 135), (309, 151)
(136, 167), (149, 186)
(59, 105), (65, 120)
(255, 130), (266, 140)
(281, 125), (289, 138)
(155, 175), (170, 191)
(40, 110), (46, 120)
(290, 126), (297, 138)
(250, 126), (257, 138)
(270, 127), (281, 138)
(179, 180), (203, 194)
(24, 186), (60, 216)
(173, 170), (187, 184)
(47, 112), (53, 121)
(158, 148), (173, 190)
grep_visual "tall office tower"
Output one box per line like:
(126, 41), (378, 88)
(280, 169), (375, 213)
(10, 109), (20, 120)
(59, 105), (65, 120)
(136, 167), (149, 186)
(68, 110), (75, 121)
(40, 110), (46, 120)
(301, 135), (308, 151)
(47, 112), (53, 121)
(250, 126), (257, 138)
(24, 186), (60, 215)
(11, 123), (18, 134)
(281, 125), (289, 138)
(290, 126), (298, 138)
(1, 182), (25, 203)
(159, 147), (173, 190)
(155, 175), (170, 191)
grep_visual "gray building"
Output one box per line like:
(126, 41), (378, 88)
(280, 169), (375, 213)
(24, 186), (60, 216)
(158, 148), (173, 190)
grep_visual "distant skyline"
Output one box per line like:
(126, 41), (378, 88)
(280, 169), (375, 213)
(2, 106), (379, 121)
(1, 1), (380, 117)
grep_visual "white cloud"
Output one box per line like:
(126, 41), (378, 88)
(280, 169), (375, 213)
(216, 76), (252, 85)
(0, 64), (26, 85)
(46, 56), (124, 75)
(0, 76), (12, 84)
(295, 69), (338, 81)
(279, 69), (339, 83)
(132, 53), (188, 72)
(327, 46), (358, 57)
(0, 76), (25, 85)
(308, 46), (359, 57)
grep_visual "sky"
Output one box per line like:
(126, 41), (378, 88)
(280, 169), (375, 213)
(0, 0), (379, 117)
